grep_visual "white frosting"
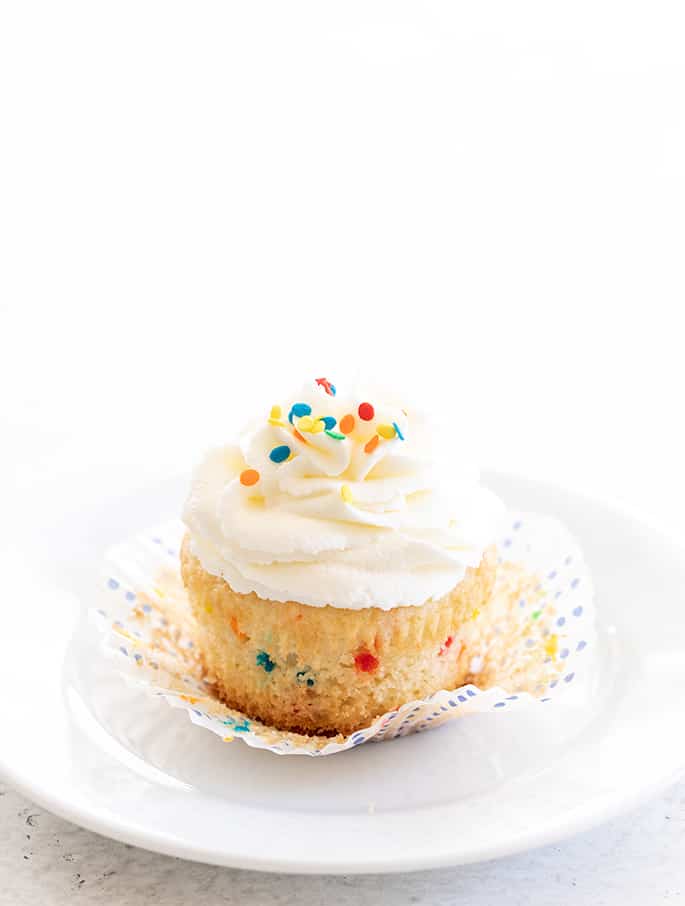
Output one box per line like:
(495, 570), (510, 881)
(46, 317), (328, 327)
(183, 380), (505, 610)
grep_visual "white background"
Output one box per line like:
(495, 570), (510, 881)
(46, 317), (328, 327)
(1, 1), (684, 901)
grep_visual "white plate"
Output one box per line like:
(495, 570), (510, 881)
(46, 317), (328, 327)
(1, 469), (685, 874)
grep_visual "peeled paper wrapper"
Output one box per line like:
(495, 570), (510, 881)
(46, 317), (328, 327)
(94, 512), (595, 756)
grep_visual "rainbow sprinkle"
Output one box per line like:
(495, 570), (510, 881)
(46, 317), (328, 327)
(364, 434), (379, 454)
(256, 650), (277, 672)
(392, 421), (404, 440)
(319, 416), (337, 430)
(325, 429), (345, 440)
(377, 423), (396, 439)
(269, 445), (291, 463)
(316, 377), (336, 396)
(240, 468), (260, 486)
(339, 414), (355, 434)
(289, 402), (312, 424)
(341, 485), (353, 503)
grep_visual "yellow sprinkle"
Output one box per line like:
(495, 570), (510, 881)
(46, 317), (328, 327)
(470, 608), (480, 620)
(270, 405), (282, 420)
(153, 586), (165, 599)
(180, 695), (199, 704)
(545, 634), (559, 658)
(113, 626), (136, 641)
(248, 494), (265, 505)
(297, 415), (315, 431)
(204, 604), (213, 614)
(377, 423), (396, 439)
(268, 418), (286, 427)
(341, 485), (353, 504)
(222, 736), (235, 743)
(310, 419), (325, 433)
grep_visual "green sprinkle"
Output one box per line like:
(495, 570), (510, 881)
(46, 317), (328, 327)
(531, 610), (542, 620)
(325, 429), (345, 440)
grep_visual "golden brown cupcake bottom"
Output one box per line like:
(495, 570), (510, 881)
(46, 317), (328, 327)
(180, 536), (497, 736)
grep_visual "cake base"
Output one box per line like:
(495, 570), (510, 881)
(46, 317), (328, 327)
(180, 536), (497, 736)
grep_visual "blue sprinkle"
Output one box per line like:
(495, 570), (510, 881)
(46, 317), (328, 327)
(152, 537), (162, 544)
(507, 695), (519, 700)
(577, 640), (587, 651)
(519, 598), (527, 608)
(142, 604), (152, 614)
(288, 402), (312, 424)
(564, 672), (575, 683)
(107, 578), (119, 590)
(392, 421), (405, 440)
(571, 578), (580, 589)
(525, 638), (536, 648)
(560, 648), (570, 659)
(256, 650), (277, 672)
(125, 590), (136, 602)
(494, 702), (506, 708)
(458, 694), (467, 702)
(513, 520), (522, 530)
(503, 538), (512, 547)
(448, 700), (458, 707)
(540, 697), (551, 702)
(320, 416), (336, 430)
(119, 646), (128, 656)
(573, 606), (583, 617)
(233, 720), (251, 732)
(557, 616), (566, 627)
(548, 570), (557, 580)
(269, 444), (291, 463)
(466, 689), (477, 697)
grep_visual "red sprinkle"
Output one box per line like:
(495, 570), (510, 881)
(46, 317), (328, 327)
(358, 402), (375, 421)
(438, 635), (455, 657)
(354, 651), (379, 673)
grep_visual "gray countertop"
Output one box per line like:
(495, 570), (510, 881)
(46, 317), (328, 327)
(1, 780), (682, 905)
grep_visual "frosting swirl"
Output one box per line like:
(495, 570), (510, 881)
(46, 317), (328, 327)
(183, 379), (504, 609)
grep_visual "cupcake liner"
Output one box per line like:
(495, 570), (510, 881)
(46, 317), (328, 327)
(93, 512), (596, 756)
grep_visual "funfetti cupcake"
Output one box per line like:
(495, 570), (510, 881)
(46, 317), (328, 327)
(181, 377), (505, 736)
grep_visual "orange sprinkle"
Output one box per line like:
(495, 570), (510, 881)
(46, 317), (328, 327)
(230, 615), (249, 641)
(293, 429), (307, 444)
(364, 434), (379, 454)
(340, 413), (355, 435)
(240, 468), (260, 487)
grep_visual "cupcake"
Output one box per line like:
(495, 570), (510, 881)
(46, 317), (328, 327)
(181, 378), (504, 736)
